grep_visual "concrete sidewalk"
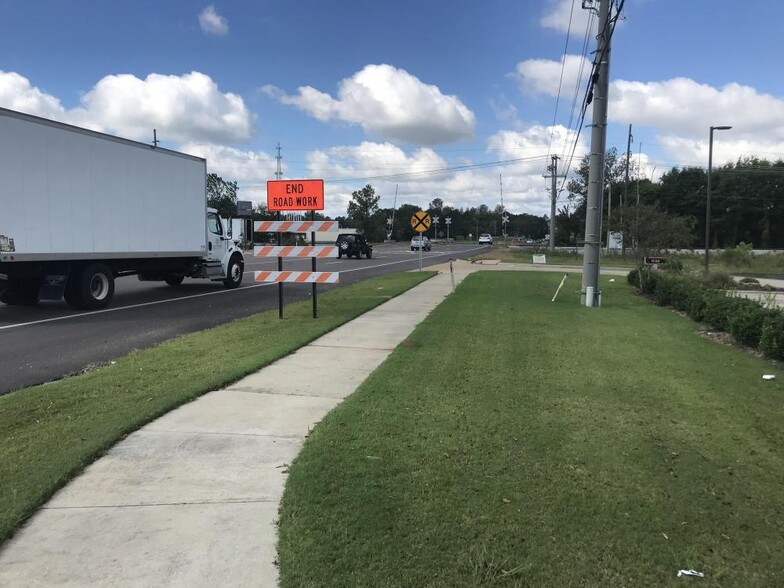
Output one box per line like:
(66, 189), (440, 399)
(0, 264), (478, 587)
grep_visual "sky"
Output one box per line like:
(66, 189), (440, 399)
(2, 0), (784, 219)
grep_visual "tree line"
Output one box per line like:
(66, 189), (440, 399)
(562, 148), (784, 250)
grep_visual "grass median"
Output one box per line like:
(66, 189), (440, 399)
(0, 271), (434, 545)
(278, 271), (784, 586)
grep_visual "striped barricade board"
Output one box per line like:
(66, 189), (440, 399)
(254, 245), (337, 258)
(255, 271), (339, 284)
(253, 220), (338, 233)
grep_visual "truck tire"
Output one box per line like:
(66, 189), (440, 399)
(0, 278), (41, 306)
(366, 249), (372, 259)
(223, 255), (244, 289)
(165, 274), (185, 286)
(71, 263), (115, 310)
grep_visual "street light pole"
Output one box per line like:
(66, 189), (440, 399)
(705, 125), (732, 272)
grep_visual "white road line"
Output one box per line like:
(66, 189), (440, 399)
(0, 247), (483, 331)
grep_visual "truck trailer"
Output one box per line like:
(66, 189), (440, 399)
(0, 107), (244, 309)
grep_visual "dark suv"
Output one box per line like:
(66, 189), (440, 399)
(336, 233), (373, 259)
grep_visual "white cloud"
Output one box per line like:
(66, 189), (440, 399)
(0, 71), (68, 119)
(514, 55), (589, 98)
(79, 72), (253, 143)
(513, 56), (784, 167)
(263, 64), (476, 145)
(540, 0), (596, 37)
(0, 71), (254, 144)
(199, 6), (229, 36)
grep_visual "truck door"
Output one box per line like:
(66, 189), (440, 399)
(207, 212), (225, 261)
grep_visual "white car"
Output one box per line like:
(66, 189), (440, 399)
(410, 235), (431, 251)
(478, 233), (493, 245)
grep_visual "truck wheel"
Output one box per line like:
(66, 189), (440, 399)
(0, 278), (41, 306)
(73, 264), (115, 310)
(223, 255), (244, 289)
(366, 249), (372, 259)
(165, 274), (185, 286)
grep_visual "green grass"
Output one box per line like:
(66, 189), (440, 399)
(0, 271), (434, 545)
(473, 247), (635, 269)
(278, 271), (784, 587)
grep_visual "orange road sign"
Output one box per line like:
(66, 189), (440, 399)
(411, 210), (431, 233)
(267, 179), (325, 211)
(255, 271), (339, 284)
(253, 245), (337, 258)
(253, 220), (338, 233)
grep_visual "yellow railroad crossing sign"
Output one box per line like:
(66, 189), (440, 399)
(411, 210), (431, 233)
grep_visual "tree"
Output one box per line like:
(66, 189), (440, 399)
(207, 173), (239, 219)
(612, 203), (695, 264)
(346, 184), (381, 239)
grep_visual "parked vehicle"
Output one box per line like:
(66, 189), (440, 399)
(410, 235), (432, 251)
(479, 233), (493, 245)
(0, 107), (244, 309)
(336, 233), (373, 258)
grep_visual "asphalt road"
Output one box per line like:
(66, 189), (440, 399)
(0, 242), (488, 395)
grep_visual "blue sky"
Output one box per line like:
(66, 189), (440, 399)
(2, 0), (784, 218)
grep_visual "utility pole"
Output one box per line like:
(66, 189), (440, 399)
(581, 0), (611, 307)
(623, 124), (632, 209)
(499, 173), (505, 240)
(275, 142), (282, 180)
(544, 155), (560, 250)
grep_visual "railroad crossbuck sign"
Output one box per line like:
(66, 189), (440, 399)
(267, 179), (324, 211)
(411, 210), (431, 233)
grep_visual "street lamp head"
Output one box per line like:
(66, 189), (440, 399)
(712, 125), (732, 131)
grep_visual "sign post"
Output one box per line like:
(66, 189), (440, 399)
(411, 210), (431, 272)
(261, 180), (329, 318)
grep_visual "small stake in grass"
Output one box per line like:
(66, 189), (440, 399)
(552, 274), (568, 302)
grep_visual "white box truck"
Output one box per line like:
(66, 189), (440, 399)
(0, 107), (244, 309)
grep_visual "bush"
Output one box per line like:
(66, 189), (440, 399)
(697, 270), (737, 290)
(727, 300), (770, 348)
(685, 288), (708, 322)
(661, 257), (684, 273)
(718, 242), (754, 268)
(629, 265), (784, 354)
(760, 313), (784, 360)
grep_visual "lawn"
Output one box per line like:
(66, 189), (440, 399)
(0, 271), (434, 545)
(473, 246), (784, 277)
(278, 271), (784, 586)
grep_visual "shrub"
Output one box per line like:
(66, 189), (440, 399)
(629, 265), (784, 354)
(727, 300), (770, 348)
(685, 288), (708, 322)
(760, 313), (784, 360)
(718, 241), (754, 268)
(661, 257), (684, 273)
(703, 293), (741, 332)
(697, 270), (737, 290)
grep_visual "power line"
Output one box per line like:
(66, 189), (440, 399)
(558, 0), (625, 198)
(320, 154), (550, 184)
(547, 0), (578, 158)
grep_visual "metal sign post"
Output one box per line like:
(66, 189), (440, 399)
(410, 210), (431, 272)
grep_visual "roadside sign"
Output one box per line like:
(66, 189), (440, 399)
(267, 179), (325, 211)
(236, 200), (253, 217)
(411, 210), (431, 233)
(254, 220), (337, 233)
